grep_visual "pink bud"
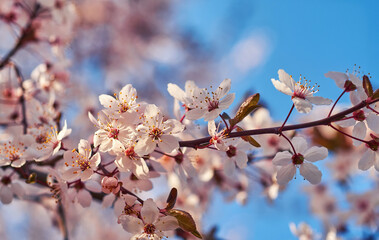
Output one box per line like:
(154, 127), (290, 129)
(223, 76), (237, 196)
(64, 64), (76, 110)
(101, 176), (120, 194)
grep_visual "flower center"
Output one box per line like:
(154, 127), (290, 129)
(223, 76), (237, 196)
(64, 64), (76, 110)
(175, 153), (184, 164)
(125, 146), (138, 159)
(292, 78), (319, 99)
(353, 110), (366, 122)
(292, 153), (304, 165)
(36, 134), (48, 144)
(1, 176), (11, 185)
(108, 128), (119, 139)
(226, 145), (237, 157)
(9, 153), (20, 162)
(149, 128), (163, 140)
(144, 223), (156, 235)
(119, 103), (129, 113)
(207, 100), (219, 112)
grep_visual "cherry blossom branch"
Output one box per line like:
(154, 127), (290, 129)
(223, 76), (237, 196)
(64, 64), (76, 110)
(120, 186), (144, 204)
(0, 3), (42, 69)
(278, 104), (295, 135)
(179, 98), (379, 148)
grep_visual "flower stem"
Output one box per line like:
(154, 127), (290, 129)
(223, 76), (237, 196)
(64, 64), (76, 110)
(278, 104), (295, 135)
(280, 133), (297, 155)
(329, 124), (368, 144)
(328, 89), (347, 117)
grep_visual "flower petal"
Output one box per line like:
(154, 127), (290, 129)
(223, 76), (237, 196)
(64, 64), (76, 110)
(141, 198), (159, 224)
(304, 146), (328, 162)
(78, 189), (92, 208)
(276, 164), (296, 185)
(272, 151), (292, 166)
(134, 137), (156, 156)
(299, 162), (322, 184)
(158, 135), (179, 153)
(366, 113), (379, 133)
(324, 71), (348, 89)
(358, 149), (375, 171)
(118, 215), (144, 234)
(155, 216), (178, 231)
(278, 69), (295, 91)
(271, 79), (293, 96)
(307, 96), (332, 105)
(292, 137), (308, 154)
(352, 122), (366, 146)
(292, 98), (313, 113)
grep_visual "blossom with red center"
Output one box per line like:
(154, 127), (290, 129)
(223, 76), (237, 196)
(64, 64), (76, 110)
(271, 69), (332, 113)
(272, 137), (328, 185)
(118, 198), (178, 239)
(61, 139), (101, 181)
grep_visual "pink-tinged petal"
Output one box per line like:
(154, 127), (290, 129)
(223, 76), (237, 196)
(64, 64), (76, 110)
(52, 142), (62, 155)
(10, 183), (24, 198)
(307, 96), (332, 105)
(90, 153), (101, 168)
(324, 71), (348, 89)
(164, 119), (184, 134)
(278, 69), (295, 91)
(235, 151), (248, 169)
(272, 151), (292, 166)
(144, 104), (160, 119)
(78, 139), (91, 157)
(141, 198), (159, 224)
(62, 168), (80, 181)
(11, 159), (26, 168)
(0, 186), (13, 204)
(118, 215), (143, 234)
(349, 73), (363, 87)
(224, 159), (236, 176)
(167, 83), (187, 103)
(292, 137), (308, 154)
(102, 193), (115, 208)
(99, 94), (118, 109)
(292, 98), (313, 113)
(88, 111), (99, 127)
(63, 150), (76, 163)
(135, 137), (156, 156)
(135, 159), (149, 178)
(304, 146), (328, 162)
(299, 162), (322, 184)
(218, 93), (235, 110)
(203, 109), (222, 121)
(57, 120), (72, 140)
(120, 84), (137, 101)
(185, 108), (205, 120)
(208, 121), (216, 136)
(85, 180), (102, 193)
(271, 79), (293, 96)
(358, 150), (375, 171)
(349, 91), (361, 106)
(155, 216), (178, 231)
(80, 169), (94, 181)
(366, 114), (379, 133)
(158, 135), (179, 153)
(352, 122), (366, 146)
(99, 138), (114, 152)
(78, 189), (92, 208)
(215, 141), (228, 151)
(276, 164), (296, 185)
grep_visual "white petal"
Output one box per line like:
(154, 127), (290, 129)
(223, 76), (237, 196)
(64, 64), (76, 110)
(207, 121), (216, 136)
(366, 114), (379, 133)
(203, 109), (222, 121)
(307, 96), (332, 105)
(352, 122), (366, 146)
(141, 198), (159, 224)
(224, 159), (236, 176)
(218, 93), (235, 110)
(304, 146), (328, 162)
(167, 83), (186, 103)
(102, 194), (115, 208)
(358, 149), (375, 171)
(276, 164), (296, 185)
(292, 98), (313, 113)
(99, 94), (118, 109)
(235, 151), (248, 169)
(155, 216), (178, 231)
(278, 69), (295, 91)
(78, 139), (91, 157)
(271, 79), (293, 96)
(0, 186), (13, 204)
(185, 108), (205, 120)
(158, 135), (179, 153)
(134, 137), (156, 156)
(272, 151), (292, 166)
(118, 215), (144, 234)
(11, 183), (24, 198)
(217, 78), (232, 98)
(374, 153), (379, 172)
(62, 168), (80, 181)
(324, 71), (348, 89)
(85, 180), (102, 193)
(299, 162), (322, 184)
(78, 190), (92, 208)
(80, 169), (94, 181)
(337, 118), (355, 128)
(292, 137), (308, 154)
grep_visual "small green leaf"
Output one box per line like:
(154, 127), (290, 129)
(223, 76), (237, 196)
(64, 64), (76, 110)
(168, 209), (202, 239)
(230, 94), (260, 127)
(236, 126), (261, 147)
(363, 75), (373, 97)
(372, 89), (379, 100)
(165, 188), (177, 210)
(26, 172), (37, 184)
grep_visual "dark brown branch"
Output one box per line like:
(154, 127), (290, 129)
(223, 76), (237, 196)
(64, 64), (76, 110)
(179, 99), (379, 148)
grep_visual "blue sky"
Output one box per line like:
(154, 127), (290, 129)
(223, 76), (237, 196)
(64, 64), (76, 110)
(173, 1), (379, 239)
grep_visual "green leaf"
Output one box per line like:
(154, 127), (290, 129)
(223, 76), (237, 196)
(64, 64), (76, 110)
(165, 188), (177, 210)
(230, 94), (260, 127)
(372, 89), (379, 100)
(25, 172), (37, 184)
(168, 209), (202, 239)
(363, 75), (373, 97)
(236, 126), (261, 147)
